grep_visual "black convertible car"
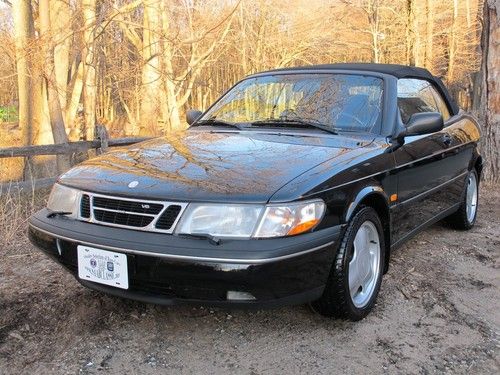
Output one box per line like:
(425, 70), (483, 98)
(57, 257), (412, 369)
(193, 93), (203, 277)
(29, 63), (482, 320)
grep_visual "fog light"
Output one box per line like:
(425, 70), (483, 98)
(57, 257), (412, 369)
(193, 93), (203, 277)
(226, 291), (256, 301)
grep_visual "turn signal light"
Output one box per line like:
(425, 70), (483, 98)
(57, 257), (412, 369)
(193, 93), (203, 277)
(287, 219), (320, 236)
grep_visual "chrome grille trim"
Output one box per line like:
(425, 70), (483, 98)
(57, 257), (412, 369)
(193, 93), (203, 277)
(77, 192), (188, 234)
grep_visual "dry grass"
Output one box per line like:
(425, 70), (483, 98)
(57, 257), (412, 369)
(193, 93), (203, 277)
(1, 125), (59, 183)
(0, 125), (25, 182)
(0, 183), (49, 247)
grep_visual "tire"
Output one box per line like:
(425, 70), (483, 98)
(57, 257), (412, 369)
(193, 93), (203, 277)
(311, 206), (385, 321)
(447, 169), (479, 230)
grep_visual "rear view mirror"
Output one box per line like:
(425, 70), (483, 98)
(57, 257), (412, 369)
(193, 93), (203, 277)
(186, 109), (203, 125)
(403, 112), (444, 137)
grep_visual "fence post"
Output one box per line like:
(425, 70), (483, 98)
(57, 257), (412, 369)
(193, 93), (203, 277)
(95, 124), (109, 154)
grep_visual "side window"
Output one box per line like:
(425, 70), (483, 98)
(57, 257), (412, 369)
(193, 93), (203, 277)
(397, 79), (439, 124)
(430, 87), (451, 121)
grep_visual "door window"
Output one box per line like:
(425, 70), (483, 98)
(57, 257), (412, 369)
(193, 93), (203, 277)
(397, 79), (440, 124)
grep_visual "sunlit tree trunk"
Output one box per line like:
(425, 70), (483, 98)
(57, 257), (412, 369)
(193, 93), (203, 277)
(406, 0), (421, 66)
(66, 62), (84, 137)
(162, 57), (182, 132)
(139, 0), (163, 136)
(35, 82), (53, 145)
(365, 0), (381, 63)
(39, 0), (71, 172)
(82, 0), (97, 140)
(12, 0), (34, 171)
(239, 3), (248, 75)
(50, 0), (71, 114)
(466, 0), (472, 27)
(447, 0), (459, 82)
(424, 0), (434, 70)
(474, 0), (499, 182)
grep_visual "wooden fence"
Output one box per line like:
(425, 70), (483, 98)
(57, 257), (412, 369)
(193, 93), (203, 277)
(0, 125), (151, 192)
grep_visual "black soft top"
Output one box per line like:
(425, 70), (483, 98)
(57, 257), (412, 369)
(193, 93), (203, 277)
(262, 63), (459, 115)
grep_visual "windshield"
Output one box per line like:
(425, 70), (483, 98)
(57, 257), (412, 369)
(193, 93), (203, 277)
(200, 73), (384, 134)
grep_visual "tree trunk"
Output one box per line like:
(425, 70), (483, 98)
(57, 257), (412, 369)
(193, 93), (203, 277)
(50, 0), (71, 114)
(406, 0), (415, 65)
(424, 0), (434, 70)
(139, 0), (163, 136)
(82, 0), (97, 140)
(66, 62), (84, 138)
(35, 82), (53, 145)
(466, 0), (472, 28)
(12, 0), (35, 179)
(239, 3), (248, 75)
(447, 0), (459, 82)
(39, 0), (71, 172)
(367, 0), (381, 63)
(474, 0), (500, 182)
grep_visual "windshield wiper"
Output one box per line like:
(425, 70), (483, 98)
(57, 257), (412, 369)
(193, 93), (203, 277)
(193, 118), (245, 130)
(251, 118), (338, 135)
(47, 211), (72, 218)
(177, 233), (221, 246)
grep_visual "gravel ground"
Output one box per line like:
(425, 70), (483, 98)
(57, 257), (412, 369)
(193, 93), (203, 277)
(0, 188), (499, 374)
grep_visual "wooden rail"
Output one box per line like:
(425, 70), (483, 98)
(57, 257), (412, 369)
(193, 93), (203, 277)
(0, 125), (152, 192)
(0, 177), (57, 193)
(0, 137), (150, 158)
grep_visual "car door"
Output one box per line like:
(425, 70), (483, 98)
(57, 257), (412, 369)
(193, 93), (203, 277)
(391, 78), (466, 246)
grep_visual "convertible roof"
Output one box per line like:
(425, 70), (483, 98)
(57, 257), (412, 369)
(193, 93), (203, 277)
(261, 63), (459, 115)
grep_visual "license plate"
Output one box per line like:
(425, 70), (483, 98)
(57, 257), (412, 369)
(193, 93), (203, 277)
(77, 245), (129, 289)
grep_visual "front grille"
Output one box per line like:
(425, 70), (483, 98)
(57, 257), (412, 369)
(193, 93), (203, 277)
(80, 194), (91, 218)
(93, 196), (163, 215)
(78, 193), (187, 233)
(93, 209), (154, 227)
(155, 205), (182, 230)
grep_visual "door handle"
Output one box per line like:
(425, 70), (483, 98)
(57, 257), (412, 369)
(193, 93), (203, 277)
(442, 134), (452, 146)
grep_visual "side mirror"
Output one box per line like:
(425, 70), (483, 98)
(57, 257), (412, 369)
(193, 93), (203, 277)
(402, 112), (444, 137)
(186, 109), (203, 125)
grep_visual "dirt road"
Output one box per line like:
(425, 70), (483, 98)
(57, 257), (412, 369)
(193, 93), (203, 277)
(1, 188), (499, 374)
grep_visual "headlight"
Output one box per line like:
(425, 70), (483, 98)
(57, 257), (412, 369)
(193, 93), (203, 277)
(253, 200), (325, 238)
(47, 183), (80, 218)
(175, 204), (263, 238)
(175, 199), (325, 239)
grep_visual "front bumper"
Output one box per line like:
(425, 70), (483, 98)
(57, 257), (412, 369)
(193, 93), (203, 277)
(28, 209), (342, 308)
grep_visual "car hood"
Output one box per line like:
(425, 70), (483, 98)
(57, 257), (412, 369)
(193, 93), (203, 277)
(59, 129), (374, 203)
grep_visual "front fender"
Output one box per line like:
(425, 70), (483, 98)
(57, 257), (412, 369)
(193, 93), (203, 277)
(345, 186), (389, 222)
(343, 185), (391, 273)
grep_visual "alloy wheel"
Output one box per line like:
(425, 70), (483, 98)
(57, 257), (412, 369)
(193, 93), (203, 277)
(349, 220), (381, 308)
(466, 172), (478, 224)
